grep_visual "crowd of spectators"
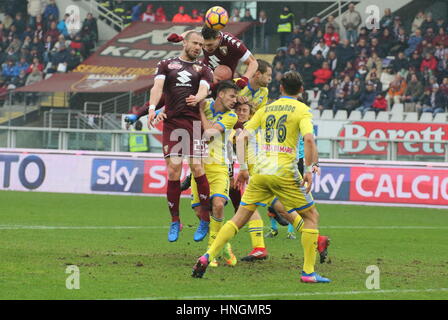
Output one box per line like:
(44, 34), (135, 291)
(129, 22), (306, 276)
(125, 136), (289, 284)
(0, 0), (98, 105)
(269, 4), (448, 118)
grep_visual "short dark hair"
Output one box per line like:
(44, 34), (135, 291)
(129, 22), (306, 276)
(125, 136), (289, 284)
(201, 26), (220, 40)
(280, 71), (303, 95)
(216, 80), (240, 94)
(135, 120), (143, 131)
(256, 59), (272, 74)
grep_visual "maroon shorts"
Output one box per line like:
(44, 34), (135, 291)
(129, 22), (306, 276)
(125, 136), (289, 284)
(162, 117), (205, 158)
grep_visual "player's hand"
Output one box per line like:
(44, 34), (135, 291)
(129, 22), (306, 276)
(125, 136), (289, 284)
(147, 110), (156, 128)
(152, 111), (167, 126)
(186, 95), (200, 106)
(234, 169), (249, 190)
(312, 164), (321, 176)
(167, 33), (184, 43)
(235, 76), (249, 89)
(237, 96), (249, 104)
(300, 172), (313, 194)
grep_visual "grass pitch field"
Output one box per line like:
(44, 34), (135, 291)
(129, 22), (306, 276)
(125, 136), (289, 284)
(1, 190), (447, 300)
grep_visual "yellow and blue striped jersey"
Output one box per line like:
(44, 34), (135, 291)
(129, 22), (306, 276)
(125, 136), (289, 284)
(244, 96), (313, 176)
(203, 99), (238, 167)
(234, 78), (269, 111)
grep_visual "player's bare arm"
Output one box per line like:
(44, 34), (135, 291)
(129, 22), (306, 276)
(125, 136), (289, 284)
(198, 102), (225, 138)
(147, 78), (165, 128)
(186, 83), (210, 106)
(301, 133), (317, 194)
(235, 128), (250, 190)
(241, 55), (259, 81)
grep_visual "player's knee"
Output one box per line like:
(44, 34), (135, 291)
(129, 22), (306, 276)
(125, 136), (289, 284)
(212, 198), (225, 215)
(189, 164), (204, 177)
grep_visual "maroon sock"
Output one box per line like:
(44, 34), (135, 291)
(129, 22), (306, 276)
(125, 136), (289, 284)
(194, 174), (211, 222)
(167, 180), (181, 222)
(229, 186), (241, 213)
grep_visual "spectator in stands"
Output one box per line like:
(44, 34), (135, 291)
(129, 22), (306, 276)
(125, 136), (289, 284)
(323, 26), (340, 48)
(312, 38), (329, 58)
(80, 26), (95, 58)
(433, 27), (448, 47)
(338, 74), (353, 96)
(287, 26), (303, 44)
(312, 50), (325, 70)
(45, 21), (60, 44)
(66, 48), (81, 71)
(141, 4), (155, 22)
(2, 60), (16, 82)
(51, 44), (69, 69)
(372, 92), (388, 114)
(409, 50), (422, 71)
(387, 73), (407, 106)
(325, 15), (340, 34)
(317, 83), (334, 112)
(0, 80), (8, 107)
(418, 84), (446, 116)
(26, 57), (44, 74)
(288, 38), (304, 56)
(437, 52), (448, 80)
(82, 13), (99, 43)
(380, 8), (393, 31)
(370, 37), (385, 58)
(327, 50), (340, 74)
(342, 3), (362, 44)
(53, 35), (70, 53)
(309, 16), (323, 36)
(13, 12), (27, 35)
(366, 51), (383, 74)
(345, 83), (362, 112)
(301, 62), (315, 90)
(272, 48), (286, 68)
(301, 29), (314, 49)
(190, 9), (203, 23)
(258, 10), (274, 54)
(10, 70), (27, 101)
(172, 6), (190, 23)
(284, 47), (299, 70)
(33, 23), (44, 42)
(57, 13), (70, 39)
(43, 35), (54, 64)
(421, 13), (438, 36)
(155, 7), (167, 22)
(420, 52), (438, 73)
(412, 10), (426, 35)
(268, 71), (282, 100)
(230, 8), (241, 22)
(15, 56), (29, 74)
(356, 82), (377, 115)
(366, 68), (383, 92)
(355, 38), (370, 57)
(392, 51), (409, 74)
(342, 60), (356, 79)
(405, 29), (422, 57)
(336, 39), (355, 68)
(273, 60), (285, 75)
(402, 73), (424, 112)
(389, 27), (408, 56)
(27, 0), (44, 26)
(131, 3), (143, 22)
(440, 77), (448, 95)
(332, 91), (347, 115)
(43, 0), (59, 21)
(241, 9), (255, 22)
(277, 6), (294, 47)
(24, 68), (43, 105)
(7, 36), (22, 54)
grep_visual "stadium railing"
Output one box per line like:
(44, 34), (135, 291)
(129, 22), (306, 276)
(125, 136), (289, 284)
(0, 126), (447, 162)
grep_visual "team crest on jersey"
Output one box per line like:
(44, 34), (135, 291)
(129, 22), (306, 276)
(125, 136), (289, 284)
(219, 46), (228, 56)
(193, 64), (202, 73)
(168, 61), (182, 70)
(163, 145), (168, 153)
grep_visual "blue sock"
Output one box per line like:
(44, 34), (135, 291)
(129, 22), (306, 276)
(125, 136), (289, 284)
(270, 217), (278, 231)
(287, 223), (294, 233)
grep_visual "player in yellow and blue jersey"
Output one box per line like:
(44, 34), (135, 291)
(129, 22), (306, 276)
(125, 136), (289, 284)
(190, 80), (240, 267)
(192, 71), (331, 283)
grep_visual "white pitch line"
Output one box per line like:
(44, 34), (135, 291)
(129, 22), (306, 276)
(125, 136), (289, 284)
(130, 288), (448, 300)
(1, 225), (448, 230)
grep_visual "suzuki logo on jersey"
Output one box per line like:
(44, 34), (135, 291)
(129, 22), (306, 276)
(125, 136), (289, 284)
(208, 55), (221, 69)
(91, 159), (144, 192)
(176, 70), (192, 87)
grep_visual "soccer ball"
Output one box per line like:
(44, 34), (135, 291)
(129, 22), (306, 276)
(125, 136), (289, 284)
(205, 6), (229, 30)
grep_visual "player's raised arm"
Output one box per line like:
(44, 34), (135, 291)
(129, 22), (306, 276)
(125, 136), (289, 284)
(238, 54), (258, 87)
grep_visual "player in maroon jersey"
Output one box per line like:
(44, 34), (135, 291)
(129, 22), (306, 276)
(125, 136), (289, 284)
(147, 31), (214, 243)
(167, 26), (258, 88)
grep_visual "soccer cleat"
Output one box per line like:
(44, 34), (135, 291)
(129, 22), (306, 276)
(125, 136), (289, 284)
(223, 243), (237, 266)
(180, 174), (192, 191)
(168, 221), (182, 242)
(240, 247), (268, 262)
(300, 271), (331, 283)
(209, 259), (219, 268)
(317, 235), (331, 264)
(192, 255), (209, 278)
(267, 206), (289, 226)
(286, 232), (296, 240)
(193, 220), (210, 242)
(265, 228), (279, 238)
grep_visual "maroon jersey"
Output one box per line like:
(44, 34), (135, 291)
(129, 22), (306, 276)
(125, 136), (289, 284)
(154, 57), (213, 120)
(202, 32), (251, 74)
